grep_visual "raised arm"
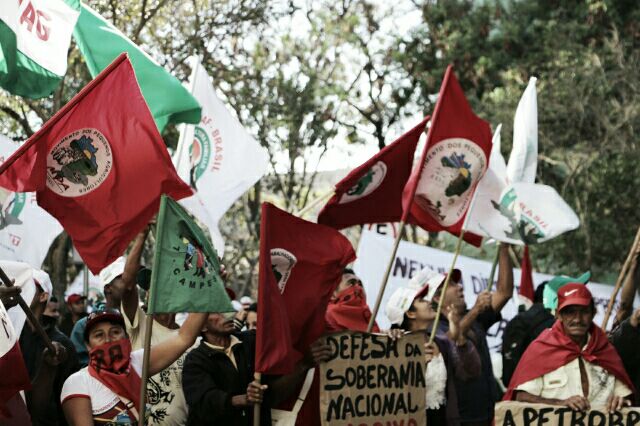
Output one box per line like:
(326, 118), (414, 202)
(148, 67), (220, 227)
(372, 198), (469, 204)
(492, 244), (514, 313)
(148, 312), (207, 375)
(119, 228), (149, 323)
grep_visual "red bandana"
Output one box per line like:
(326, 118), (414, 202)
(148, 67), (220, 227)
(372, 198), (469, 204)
(326, 285), (380, 333)
(503, 320), (635, 401)
(88, 339), (142, 415)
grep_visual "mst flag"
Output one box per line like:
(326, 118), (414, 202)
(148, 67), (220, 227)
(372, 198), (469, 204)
(507, 77), (538, 184)
(402, 65), (492, 245)
(256, 203), (355, 375)
(0, 298), (31, 418)
(174, 56), (268, 253)
(0, 54), (192, 274)
(147, 195), (233, 314)
(0, 0), (80, 98)
(317, 116), (429, 229)
(0, 136), (62, 268)
(73, 4), (201, 132)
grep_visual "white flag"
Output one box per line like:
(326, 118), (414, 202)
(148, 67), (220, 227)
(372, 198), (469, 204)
(507, 77), (538, 183)
(173, 57), (269, 254)
(466, 126), (579, 244)
(1, 260), (36, 340)
(0, 135), (63, 267)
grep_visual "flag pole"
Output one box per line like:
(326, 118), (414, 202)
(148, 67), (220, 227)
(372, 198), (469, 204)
(486, 244), (501, 292)
(0, 266), (56, 352)
(429, 230), (465, 344)
(295, 189), (335, 217)
(367, 221), (406, 332)
(253, 372), (262, 426)
(602, 226), (640, 328)
(138, 313), (154, 425)
(173, 56), (200, 177)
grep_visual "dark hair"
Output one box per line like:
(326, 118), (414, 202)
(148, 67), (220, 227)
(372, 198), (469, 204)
(343, 268), (355, 275)
(399, 300), (418, 330)
(49, 296), (58, 303)
(248, 303), (258, 313)
(534, 281), (548, 304)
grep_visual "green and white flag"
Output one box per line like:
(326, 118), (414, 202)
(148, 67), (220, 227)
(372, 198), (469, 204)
(0, 0), (80, 98)
(147, 195), (234, 314)
(73, 4), (201, 132)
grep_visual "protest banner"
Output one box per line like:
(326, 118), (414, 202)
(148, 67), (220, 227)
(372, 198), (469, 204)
(495, 401), (640, 426)
(353, 229), (638, 351)
(319, 331), (426, 426)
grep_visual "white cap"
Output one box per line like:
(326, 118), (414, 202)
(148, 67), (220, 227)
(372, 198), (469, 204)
(240, 296), (254, 305)
(385, 268), (446, 326)
(231, 300), (243, 312)
(32, 269), (53, 295)
(99, 256), (126, 286)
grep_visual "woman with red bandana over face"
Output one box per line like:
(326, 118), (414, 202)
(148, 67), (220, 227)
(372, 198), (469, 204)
(59, 308), (211, 425)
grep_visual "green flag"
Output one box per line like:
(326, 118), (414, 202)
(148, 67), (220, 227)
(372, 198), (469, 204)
(72, 4), (201, 132)
(148, 195), (233, 314)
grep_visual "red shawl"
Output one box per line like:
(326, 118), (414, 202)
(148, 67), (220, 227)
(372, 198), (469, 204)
(88, 339), (142, 415)
(503, 320), (635, 401)
(325, 286), (380, 333)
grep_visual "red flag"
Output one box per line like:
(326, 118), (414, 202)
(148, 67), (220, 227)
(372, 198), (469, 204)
(256, 203), (355, 375)
(0, 54), (192, 274)
(0, 300), (31, 419)
(518, 245), (535, 307)
(402, 66), (492, 246)
(317, 117), (429, 229)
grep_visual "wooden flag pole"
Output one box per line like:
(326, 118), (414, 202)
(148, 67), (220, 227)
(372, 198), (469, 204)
(602, 226), (640, 329)
(429, 230), (466, 344)
(253, 372), (262, 426)
(367, 221), (407, 332)
(0, 266), (55, 353)
(295, 189), (335, 217)
(486, 244), (501, 292)
(138, 313), (154, 425)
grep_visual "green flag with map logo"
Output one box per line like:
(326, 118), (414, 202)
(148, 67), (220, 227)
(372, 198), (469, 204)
(148, 195), (234, 314)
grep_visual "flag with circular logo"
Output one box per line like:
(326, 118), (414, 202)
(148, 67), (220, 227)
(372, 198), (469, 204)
(256, 203), (356, 375)
(0, 54), (193, 274)
(147, 195), (233, 314)
(402, 65), (492, 246)
(318, 116), (429, 230)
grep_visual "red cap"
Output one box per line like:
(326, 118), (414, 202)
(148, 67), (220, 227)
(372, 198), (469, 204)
(67, 293), (86, 304)
(557, 283), (593, 312)
(84, 309), (125, 341)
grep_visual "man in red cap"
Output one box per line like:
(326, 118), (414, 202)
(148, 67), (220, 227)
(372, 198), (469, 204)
(504, 283), (635, 413)
(59, 293), (87, 336)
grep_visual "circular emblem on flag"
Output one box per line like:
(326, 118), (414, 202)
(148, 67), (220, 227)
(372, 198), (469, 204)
(46, 128), (113, 197)
(496, 186), (546, 244)
(339, 161), (387, 204)
(270, 248), (297, 294)
(415, 138), (487, 227)
(0, 189), (26, 230)
(189, 126), (211, 189)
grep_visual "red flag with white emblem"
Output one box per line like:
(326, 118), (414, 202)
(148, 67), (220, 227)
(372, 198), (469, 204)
(0, 54), (192, 273)
(402, 65), (492, 245)
(255, 203), (355, 375)
(0, 299), (30, 419)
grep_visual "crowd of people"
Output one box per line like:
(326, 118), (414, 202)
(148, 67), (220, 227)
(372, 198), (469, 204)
(1, 230), (640, 426)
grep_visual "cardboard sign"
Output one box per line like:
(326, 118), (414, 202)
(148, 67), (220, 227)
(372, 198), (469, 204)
(319, 331), (426, 426)
(495, 401), (640, 426)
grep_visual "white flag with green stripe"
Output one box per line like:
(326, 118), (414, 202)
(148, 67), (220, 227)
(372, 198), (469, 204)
(0, 0), (80, 98)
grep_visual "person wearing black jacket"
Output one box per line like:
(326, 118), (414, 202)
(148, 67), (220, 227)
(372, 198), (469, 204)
(610, 307), (640, 393)
(182, 312), (268, 426)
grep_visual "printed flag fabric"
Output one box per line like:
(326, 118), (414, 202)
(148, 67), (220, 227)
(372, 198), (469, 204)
(402, 65), (492, 246)
(507, 77), (538, 184)
(0, 54), (192, 274)
(147, 195), (234, 314)
(0, 0), (80, 98)
(73, 4), (201, 132)
(0, 135), (62, 268)
(0, 298), (31, 418)
(518, 245), (535, 308)
(0, 260), (36, 342)
(317, 116), (429, 229)
(173, 56), (268, 254)
(255, 203), (355, 375)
